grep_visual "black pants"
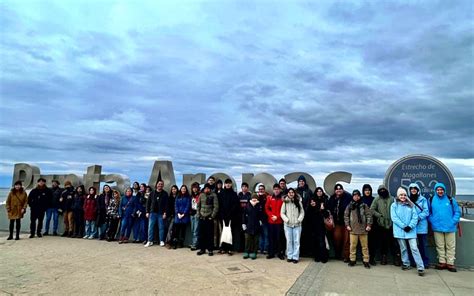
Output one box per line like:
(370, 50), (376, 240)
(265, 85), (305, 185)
(368, 226), (377, 262)
(107, 217), (120, 240)
(9, 219), (21, 238)
(313, 229), (329, 262)
(378, 227), (400, 258)
(73, 209), (84, 236)
(268, 223), (284, 256)
(174, 223), (186, 245)
(30, 209), (45, 235)
(198, 218), (214, 252)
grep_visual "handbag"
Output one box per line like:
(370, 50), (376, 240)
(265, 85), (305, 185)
(324, 211), (335, 231)
(220, 221), (233, 246)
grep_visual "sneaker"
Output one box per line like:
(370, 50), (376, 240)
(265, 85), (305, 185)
(293, 260), (299, 264)
(197, 250), (205, 256)
(7, 236), (13, 240)
(37, 233), (43, 238)
(278, 254), (285, 260)
(446, 264), (457, 272)
(287, 259), (293, 263)
(144, 241), (154, 247)
(363, 262), (371, 269)
(160, 241), (165, 247)
(266, 255), (275, 259)
(88, 236), (94, 239)
(243, 252), (249, 259)
(83, 235), (88, 239)
(29, 234), (35, 238)
(418, 270), (425, 276)
(43, 232), (49, 236)
(208, 251), (214, 256)
(250, 253), (257, 260)
(53, 232), (58, 236)
(191, 246), (197, 251)
(402, 265), (412, 270)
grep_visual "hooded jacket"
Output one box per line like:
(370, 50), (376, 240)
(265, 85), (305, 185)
(196, 192), (219, 219)
(61, 186), (75, 211)
(361, 184), (374, 207)
(296, 175), (313, 210)
(83, 194), (97, 221)
(344, 199), (373, 235)
(28, 185), (52, 211)
(390, 194), (418, 239)
(408, 183), (430, 234)
(280, 195), (305, 227)
(428, 183), (461, 233)
(370, 185), (394, 229)
(327, 190), (352, 226)
(243, 200), (264, 235)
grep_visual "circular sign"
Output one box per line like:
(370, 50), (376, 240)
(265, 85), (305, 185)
(384, 154), (456, 198)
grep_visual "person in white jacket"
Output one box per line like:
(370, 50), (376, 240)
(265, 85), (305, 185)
(281, 188), (305, 263)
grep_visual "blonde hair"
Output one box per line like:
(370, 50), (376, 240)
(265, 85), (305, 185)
(396, 187), (407, 197)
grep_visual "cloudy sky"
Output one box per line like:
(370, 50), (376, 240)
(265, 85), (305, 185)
(1, 0), (473, 193)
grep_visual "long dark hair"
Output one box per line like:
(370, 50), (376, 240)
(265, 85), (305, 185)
(11, 180), (24, 193)
(287, 188), (301, 213)
(179, 185), (190, 197)
(314, 187), (328, 201)
(170, 185), (179, 197)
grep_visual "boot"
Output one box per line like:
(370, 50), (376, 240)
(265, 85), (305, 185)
(7, 235), (13, 240)
(243, 252), (249, 259)
(369, 257), (376, 266)
(68, 231), (74, 237)
(394, 254), (401, 267)
(15, 222), (21, 240)
(61, 231), (68, 237)
(8, 222), (14, 240)
(381, 255), (388, 265)
(250, 253), (257, 260)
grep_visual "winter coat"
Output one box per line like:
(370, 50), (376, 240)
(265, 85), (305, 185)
(61, 187), (75, 211)
(83, 195), (97, 221)
(135, 194), (147, 218)
(167, 194), (177, 218)
(428, 183), (461, 233)
(305, 197), (329, 235)
(97, 193), (112, 224)
(296, 184), (313, 210)
(119, 195), (137, 218)
(174, 195), (191, 224)
(72, 192), (85, 211)
(408, 183), (430, 234)
(344, 200), (373, 235)
(190, 193), (199, 216)
(238, 191), (251, 222)
(243, 201), (264, 235)
(146, 190), (168, 214)
(50, 186), (63, 209)
(196, 192), (219, 219)
(6, 189), (28, 219)
(370, 185), (394, 229)
(390, 199), (418, 239)
(327, 191), (352, 226)
(265, 194), (284, 224)
(106, 198), (120, 219)
(28, 186), (52, 211)
(254, 193), (269, 223)
(280, 196), (305, 227)
(361, 184), (375, 207)
(218, 188), (239, 223)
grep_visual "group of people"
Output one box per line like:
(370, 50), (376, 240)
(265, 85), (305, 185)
(5, 175), (461, 276)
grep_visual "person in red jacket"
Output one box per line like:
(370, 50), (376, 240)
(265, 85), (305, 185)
(265, 183), (285, 260)
(83, 187), (98, 239)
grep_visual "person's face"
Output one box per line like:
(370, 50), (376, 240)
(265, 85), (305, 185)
(251, 197), (257, 203)
(353, 194), (361, 201)
(258, 187), (265, 195)
(126, 189), (132, 196)
(89, 188), (95, 194)
(192, 187), (199, 193)
(104, 186), (110, 193)
(171, 187), (178, 194)
(77, 187), (83, 193)
(273, 187), (281, 196)
(288, 190), (295, 198)
(38, 180), (45, 187)
(410, 187), (418, 195)
(399, 192), (407, 201)
(364, 189), (371, 197)
(242, 185), (249, 193)
(180, 186), (187, 195)
(140, 184), (145, 192)
(52, 182), (58, 188)
(204, 187), (210, 194)
(156, 181), (164, 191)
(208, 178), (215, 185)
(298, 180), (305, 188)
(335, 188), (343, 197)
(279, 181), (286, 189)
(217, 183), (222, 189)
(14, 184), (21, 190)
(436, 187), (445, 197)
(133, 183), (139, 189)
(146, 187), (151, 193)
(113, 192), (119, 198)
(316, 189), (323, 197)
(224, 182), (232, 189)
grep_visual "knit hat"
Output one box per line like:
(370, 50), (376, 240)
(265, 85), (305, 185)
(37, 178), (46, 183)
(203, 183), (213, 190)
(352, 189), (361, 196)
(334, 184), (344, 191)
(396, 187), (408, 197)
(297, 175), (306, 183)
(224, 178), (232, 184)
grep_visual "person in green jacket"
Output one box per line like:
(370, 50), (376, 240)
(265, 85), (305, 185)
(196, 184), (219, 256)
(370, 185), (400, 266)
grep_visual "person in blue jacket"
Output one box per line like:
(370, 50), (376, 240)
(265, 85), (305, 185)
(391, 187), (425, 276)
(429, 182), (461, 272)
(118, 188), (137, 244)
(408, 183), (430, 268)
(172, 185), (191, 249)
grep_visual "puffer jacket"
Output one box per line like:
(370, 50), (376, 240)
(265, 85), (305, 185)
(408, 183), (430, 234)
(196, 192), (219, 219)
(370, 185), (394, 229)
(390, 198), (418, 239)
(428, 183), (461, 233)
(280, 196), (305, 228)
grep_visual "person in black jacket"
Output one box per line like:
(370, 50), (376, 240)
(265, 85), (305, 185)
(307, 187), (330, 263)
(43, 180), (62, 236)
(28, 178), (52, 238)
(72, 185), (85, 238)
(218, 179), (239, 255)
(296, 175), (313, 257)
(242, 194), (264, 260)
(144, 180), (168, 247)
(327, 183), (352, 261)
(237, 182), (252, 252)
(97, 185), (113, 240)
(60, 181), (75, 237)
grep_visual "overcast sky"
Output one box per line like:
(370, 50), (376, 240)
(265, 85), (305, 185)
(1, 0), (473, 193)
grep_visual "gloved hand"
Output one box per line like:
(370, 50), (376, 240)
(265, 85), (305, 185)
(242, 224), (247, 231)
(404, 226), (412, 232)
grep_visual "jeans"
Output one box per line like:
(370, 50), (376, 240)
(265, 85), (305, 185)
(259, 222), (269, 253)
(85, 220), (96, 237)
(190, 215), (200, 247)
(133, 216), (146, 241)
(120, 216), (133, 239)
(148, 213), (162, 242)
(284, 225), (302, 260)
(98, 222), (108, 239)
(44, 208), (59, 233)
(398, 238), (424, 270)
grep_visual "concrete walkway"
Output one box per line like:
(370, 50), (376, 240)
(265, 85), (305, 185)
(1, 232), (473, 295)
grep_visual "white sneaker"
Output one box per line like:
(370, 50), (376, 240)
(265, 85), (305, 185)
(160, 241), (165, 246)
(88, 236), (94, 239)
(144, 241), (153, 248)
(83, 235), (88, 239)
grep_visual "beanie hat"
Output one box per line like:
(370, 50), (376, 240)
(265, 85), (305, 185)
(334, 184), (344, 191)
(396, 187), (408, 197)
(297, 175), (306, 183)
(352, 189), (361, 196)
(224, 178), (232, 184)
(203, 184), (213, 190)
